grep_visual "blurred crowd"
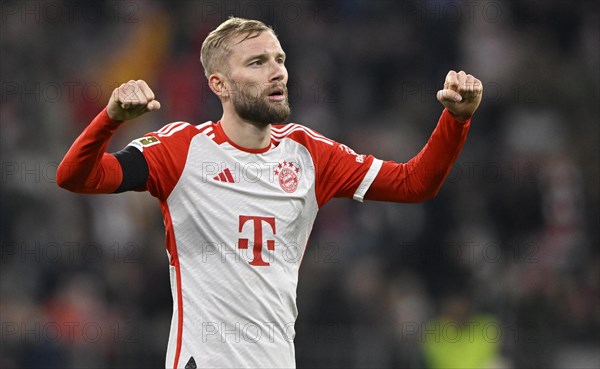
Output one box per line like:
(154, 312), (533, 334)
(1, 1), (598, 368)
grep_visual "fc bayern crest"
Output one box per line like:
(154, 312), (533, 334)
(274, 160), (301, 193)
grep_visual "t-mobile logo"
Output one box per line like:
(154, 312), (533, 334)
(238, 215), (276, 266)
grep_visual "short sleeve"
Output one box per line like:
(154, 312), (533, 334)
(314, 141), (382, 206)
(281, 126), (382, 207)
(126, 122), (200, 200)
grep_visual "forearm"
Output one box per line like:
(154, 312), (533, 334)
(365, 109), (471, 202)
(56, 108), (124, 193)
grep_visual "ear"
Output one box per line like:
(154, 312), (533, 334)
(208, 73), (228, 98)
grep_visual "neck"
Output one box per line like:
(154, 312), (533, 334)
(219, 110), (272, 150)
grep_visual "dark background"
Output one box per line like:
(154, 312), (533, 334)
(1, 1), (598, 368)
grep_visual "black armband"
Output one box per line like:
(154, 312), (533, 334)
(112, 146), (149, 193)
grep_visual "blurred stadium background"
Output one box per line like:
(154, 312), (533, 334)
(1, 0), (598, 368)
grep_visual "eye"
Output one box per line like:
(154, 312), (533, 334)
(250, 60), (263, 66)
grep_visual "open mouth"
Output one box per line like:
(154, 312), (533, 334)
(267, 87), (286, 101)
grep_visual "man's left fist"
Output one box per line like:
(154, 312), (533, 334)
(436, 70), (483, 121)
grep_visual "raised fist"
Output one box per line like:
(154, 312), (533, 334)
(436, 71), (483, 121)
(107, 80), (161, 121)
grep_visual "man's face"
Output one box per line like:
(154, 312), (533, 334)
(224, 31), (290, 125)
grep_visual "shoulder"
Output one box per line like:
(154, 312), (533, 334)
(152, 120), (215, 138)
(128, 121), (215, 152)
(271, 123), (335, 147)
(272, 123), (369, 165)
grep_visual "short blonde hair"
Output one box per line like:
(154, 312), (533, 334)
(200, 17), (276, 78)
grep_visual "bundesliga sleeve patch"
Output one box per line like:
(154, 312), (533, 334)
(128, 136), (160, 152)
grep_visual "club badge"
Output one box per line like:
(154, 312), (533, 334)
(274, 160), (300, 193)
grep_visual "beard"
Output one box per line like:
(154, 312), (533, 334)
(230, 83), (291, 126)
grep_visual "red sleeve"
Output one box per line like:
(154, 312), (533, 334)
(129, 122), (199, 201)
(364, 109), (471, 202)
(285, 127), (378, 207)
(315, 143), (378, 206)
(56, 108), (124, 194)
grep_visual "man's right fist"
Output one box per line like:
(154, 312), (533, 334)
(107, 80), (161, 121)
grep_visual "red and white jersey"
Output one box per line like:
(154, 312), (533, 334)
(57, 107), (470, 368)
(128, 120), (382, 368)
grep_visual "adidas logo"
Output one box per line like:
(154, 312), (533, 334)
(213, 168), (235, 183)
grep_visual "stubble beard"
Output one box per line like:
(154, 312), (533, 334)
(231, 84), (291, 127)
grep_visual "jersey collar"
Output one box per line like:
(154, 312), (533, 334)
(212, 121), (274, 154)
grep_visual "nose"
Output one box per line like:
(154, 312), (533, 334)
(269, 60), (286, 82)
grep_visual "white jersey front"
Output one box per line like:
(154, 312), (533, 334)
(128, 120), (381, 368)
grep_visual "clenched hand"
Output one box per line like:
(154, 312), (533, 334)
(107, 80), (161, 121)
(436, 70), (483, 121)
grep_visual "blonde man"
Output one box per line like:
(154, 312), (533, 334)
(58, 17), (482, 369)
